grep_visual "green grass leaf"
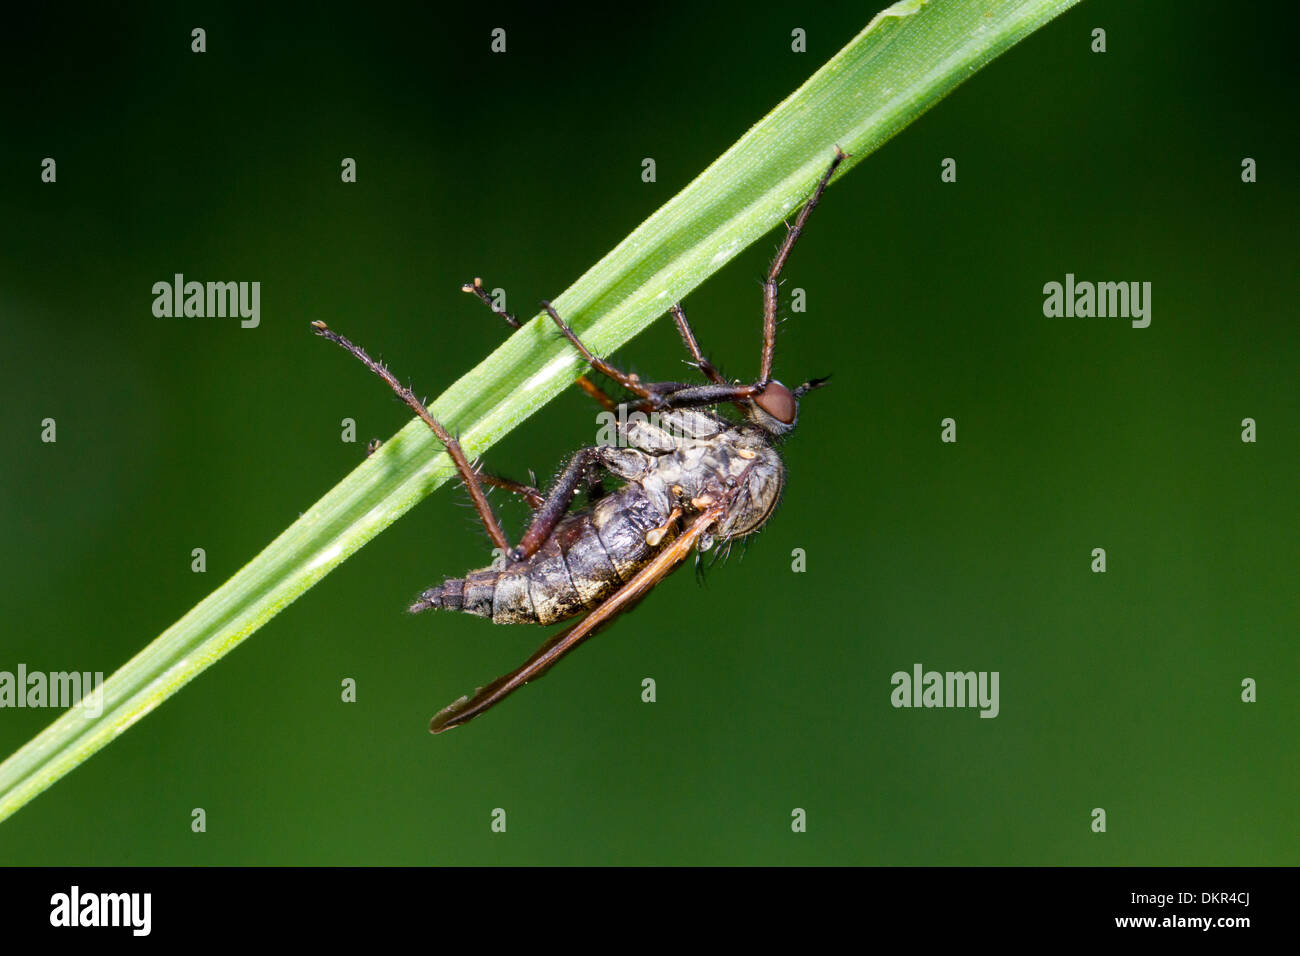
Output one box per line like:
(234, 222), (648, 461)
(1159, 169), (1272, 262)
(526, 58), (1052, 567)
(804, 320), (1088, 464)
(0, 0), (1082, 824)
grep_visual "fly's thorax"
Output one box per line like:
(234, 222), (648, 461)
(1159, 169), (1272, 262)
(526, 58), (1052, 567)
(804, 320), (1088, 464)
(613, 405), (730, 455)
(601, 414), (785, 546)
(715, 428), (785, 539)
(637, 424), (784, 542)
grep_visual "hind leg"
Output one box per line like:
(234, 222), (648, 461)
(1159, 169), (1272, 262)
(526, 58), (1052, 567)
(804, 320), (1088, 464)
(311, 321), (513, 554)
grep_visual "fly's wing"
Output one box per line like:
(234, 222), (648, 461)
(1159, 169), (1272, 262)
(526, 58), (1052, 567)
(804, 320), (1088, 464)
(430, 506), (723, 733)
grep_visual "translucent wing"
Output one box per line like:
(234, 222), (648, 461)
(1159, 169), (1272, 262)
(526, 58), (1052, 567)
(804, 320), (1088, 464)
(430, 505), (723, 733)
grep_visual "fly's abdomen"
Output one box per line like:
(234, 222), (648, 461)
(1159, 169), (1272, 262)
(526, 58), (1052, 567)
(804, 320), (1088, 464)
(410, 483), (670, 625)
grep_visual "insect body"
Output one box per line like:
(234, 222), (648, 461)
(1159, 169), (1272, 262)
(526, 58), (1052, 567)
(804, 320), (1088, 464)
(414, 405), (785, 626)
(313, 148), (845, 732)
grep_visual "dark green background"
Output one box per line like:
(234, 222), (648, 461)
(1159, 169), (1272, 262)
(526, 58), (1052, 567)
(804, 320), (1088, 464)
(1, 1), (1295, 864)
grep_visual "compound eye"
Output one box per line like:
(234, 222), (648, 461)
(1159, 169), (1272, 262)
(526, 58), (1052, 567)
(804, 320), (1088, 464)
(754, 381), (796, 424)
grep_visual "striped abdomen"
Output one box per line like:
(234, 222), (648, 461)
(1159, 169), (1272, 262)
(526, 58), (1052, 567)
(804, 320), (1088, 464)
(411, 484), (672, 625)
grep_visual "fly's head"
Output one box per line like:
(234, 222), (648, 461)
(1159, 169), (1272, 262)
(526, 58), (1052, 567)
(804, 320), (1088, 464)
(703, 376), (830, 544)
(745, 376), (831, 437)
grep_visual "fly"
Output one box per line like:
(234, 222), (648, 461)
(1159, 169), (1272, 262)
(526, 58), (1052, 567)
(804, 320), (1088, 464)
(312, 148), (845, 732)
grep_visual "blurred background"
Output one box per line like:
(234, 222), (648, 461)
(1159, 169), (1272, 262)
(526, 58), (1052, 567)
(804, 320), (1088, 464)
(0, 1), (1295, 864)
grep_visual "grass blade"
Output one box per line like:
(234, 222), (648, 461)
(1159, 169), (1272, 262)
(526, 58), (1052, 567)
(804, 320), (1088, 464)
(0, 0), (1082, 824)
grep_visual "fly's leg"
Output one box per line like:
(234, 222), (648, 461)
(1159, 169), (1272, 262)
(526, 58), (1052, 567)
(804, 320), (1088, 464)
(461, 277), (615, 489)
(573, 374), (618, 412)
(670, 303), (726, 385)
(540, 301), (670, 408)
(478, 472), (544, 509)
(542, 301), (704, 413)
(758, 147), (846, 383)
(634, 377), (830, 413)
(652, 382), (765, 407)
(479, 461), (613, 515)
(311, 321), (513, 553)
(553, 150), (847, 417)
(461, 276), (523, 329)
(462, 278), (619, 411)
(670, 304), (788, 415)
(509, 446), (610, 562)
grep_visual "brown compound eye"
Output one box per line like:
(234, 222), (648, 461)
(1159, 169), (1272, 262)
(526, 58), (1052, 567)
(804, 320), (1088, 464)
(754, 381), (796, 424)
